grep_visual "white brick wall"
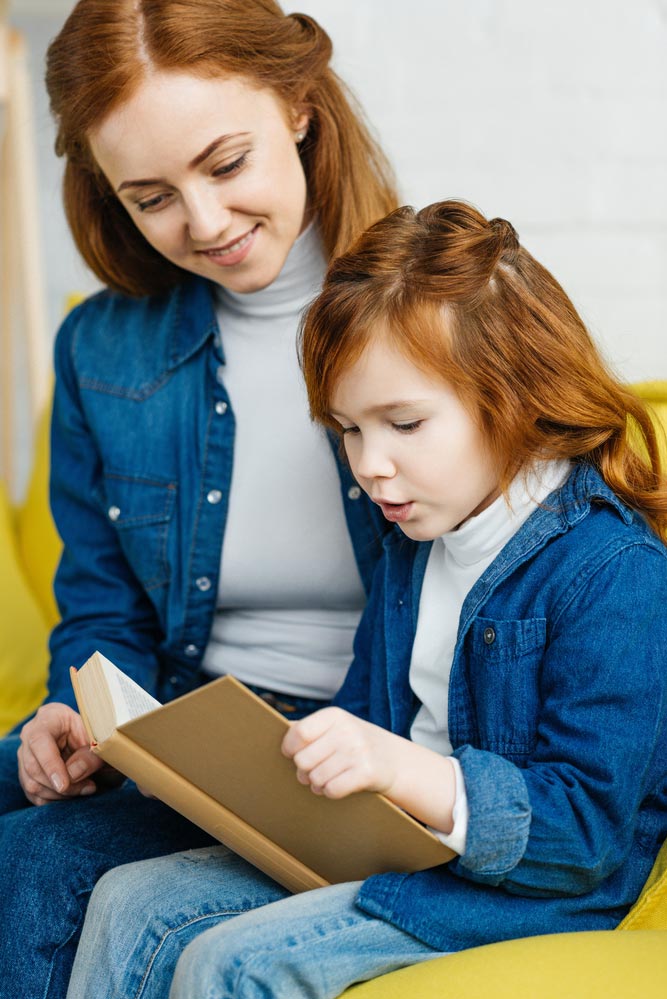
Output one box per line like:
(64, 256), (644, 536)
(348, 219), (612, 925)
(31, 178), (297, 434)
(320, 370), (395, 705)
(11, 0), (667, 380)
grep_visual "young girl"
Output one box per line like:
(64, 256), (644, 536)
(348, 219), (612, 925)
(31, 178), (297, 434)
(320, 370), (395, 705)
(65, 200), (667, 999)
(0, 1), (398, 994)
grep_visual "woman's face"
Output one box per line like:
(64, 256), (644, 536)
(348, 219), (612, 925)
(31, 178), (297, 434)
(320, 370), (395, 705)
(89, 71), (309, 293)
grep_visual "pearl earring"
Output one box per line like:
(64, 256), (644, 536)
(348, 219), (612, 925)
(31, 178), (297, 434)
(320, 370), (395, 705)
(296, 131), (305, 142)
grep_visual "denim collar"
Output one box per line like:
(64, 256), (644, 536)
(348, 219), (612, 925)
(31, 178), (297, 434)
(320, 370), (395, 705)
(166, 276), (221, 371)
(378, 463), (634, 632)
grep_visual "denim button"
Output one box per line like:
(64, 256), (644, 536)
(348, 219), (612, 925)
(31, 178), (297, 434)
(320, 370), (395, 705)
(184, 644), (199, 657)
(347, 486), (362, 500)
(483, 627), (496, 645)
(108, 506), (121, 522)
(196, 576), (212, 592)
(215, 401), (228, 415)
(207, 489), (222, 504)
(169, 675), (178, 685)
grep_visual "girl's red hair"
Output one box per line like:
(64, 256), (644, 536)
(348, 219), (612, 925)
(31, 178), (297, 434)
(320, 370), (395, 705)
(300, 200), (667, 537)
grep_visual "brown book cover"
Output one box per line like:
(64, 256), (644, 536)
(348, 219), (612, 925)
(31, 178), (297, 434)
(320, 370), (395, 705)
(71, 652), (454, 893)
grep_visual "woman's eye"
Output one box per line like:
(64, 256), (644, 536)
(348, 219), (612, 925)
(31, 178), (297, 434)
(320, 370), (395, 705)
(213, 152), (248, 177)
(340, 425), (360, 436)
(394, 420), (423, 434)
(137, 193), (171, 213)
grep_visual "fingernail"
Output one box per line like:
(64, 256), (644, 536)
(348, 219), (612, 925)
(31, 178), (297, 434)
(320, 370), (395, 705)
(50, 773), (64, 792)
(79, 783), (96, 796)
(67, 761), (87, 782)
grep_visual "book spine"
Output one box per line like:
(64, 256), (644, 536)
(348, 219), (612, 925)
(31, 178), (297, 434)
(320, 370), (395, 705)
(96, 731), (329, 895)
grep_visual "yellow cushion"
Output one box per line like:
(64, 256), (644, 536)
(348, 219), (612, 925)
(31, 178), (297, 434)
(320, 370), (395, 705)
(0, 481), (49, 734)
(15, 401), (61, 628)
(343, 930), (667, 999)
(632, 380), (667, 464)
(618, 837), (667, 930)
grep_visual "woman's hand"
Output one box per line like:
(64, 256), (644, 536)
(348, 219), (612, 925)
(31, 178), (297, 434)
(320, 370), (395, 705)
(18, 703), (106, 805)
(281, 706), (457, 833)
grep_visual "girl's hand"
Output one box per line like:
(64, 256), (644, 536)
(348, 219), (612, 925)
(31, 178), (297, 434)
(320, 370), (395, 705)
(282, 707), (405, 799)
(281, 706), (457, 833)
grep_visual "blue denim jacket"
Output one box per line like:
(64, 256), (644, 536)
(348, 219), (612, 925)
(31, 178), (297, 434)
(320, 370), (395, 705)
(334, 465), (667, 952)
(47, 277), (387, 708)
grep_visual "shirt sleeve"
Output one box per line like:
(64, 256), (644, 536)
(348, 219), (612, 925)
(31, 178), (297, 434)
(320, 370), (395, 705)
(429, 755), (469, 855)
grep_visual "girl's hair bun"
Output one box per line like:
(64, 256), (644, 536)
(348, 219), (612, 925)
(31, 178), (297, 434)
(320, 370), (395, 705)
(489, 216), (520, 261)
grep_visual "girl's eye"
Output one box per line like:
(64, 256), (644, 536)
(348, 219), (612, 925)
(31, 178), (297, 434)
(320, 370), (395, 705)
(340, 425), (360, 436)
(394, 420), (423, 434)
(212, 152), (248, 177)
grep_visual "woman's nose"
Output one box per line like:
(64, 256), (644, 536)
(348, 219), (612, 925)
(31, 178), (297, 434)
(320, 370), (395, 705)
(185, 188), (233, 244)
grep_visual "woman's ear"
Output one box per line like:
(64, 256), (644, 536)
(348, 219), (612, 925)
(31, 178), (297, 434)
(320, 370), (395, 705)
(292, 107), (311, 143)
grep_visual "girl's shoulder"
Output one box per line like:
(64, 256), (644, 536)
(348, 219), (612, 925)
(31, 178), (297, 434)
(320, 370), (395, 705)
(560, 463), (666, 559)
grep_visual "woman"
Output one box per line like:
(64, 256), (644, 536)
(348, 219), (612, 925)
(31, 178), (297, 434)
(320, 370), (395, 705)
(0, 1), (398, 995)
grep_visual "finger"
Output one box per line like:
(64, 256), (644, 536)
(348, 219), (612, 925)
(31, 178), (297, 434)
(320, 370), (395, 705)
(65, 746), (104, 784)
(291, 720), (359, 775)
(303, 754), (356, 796)
(317, 767), (367, 800)
(18, 739), (63, 799)
(281, 707), (344, 758)
(22, 729), (72, 794)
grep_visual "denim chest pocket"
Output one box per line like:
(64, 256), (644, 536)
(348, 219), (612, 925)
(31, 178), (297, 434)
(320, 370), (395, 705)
(465, 616), (547, 757)
(102, 473), (177, 591)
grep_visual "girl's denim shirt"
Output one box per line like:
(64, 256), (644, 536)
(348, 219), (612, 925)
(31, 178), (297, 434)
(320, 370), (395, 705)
(334, 465), (667, 952)
(47, 278), (387, 708)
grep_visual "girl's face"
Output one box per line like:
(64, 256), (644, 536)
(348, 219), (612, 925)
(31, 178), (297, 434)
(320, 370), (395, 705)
(330, 336), (501, 541)
(89, 71), (309, 294)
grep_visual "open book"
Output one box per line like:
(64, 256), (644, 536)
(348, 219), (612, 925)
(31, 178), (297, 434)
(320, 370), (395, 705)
(71, 652), (454, 893)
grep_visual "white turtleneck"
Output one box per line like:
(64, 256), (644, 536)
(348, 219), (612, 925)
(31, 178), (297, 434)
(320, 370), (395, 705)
(410, 460), (571, 853)
(202, 224), (366, 698)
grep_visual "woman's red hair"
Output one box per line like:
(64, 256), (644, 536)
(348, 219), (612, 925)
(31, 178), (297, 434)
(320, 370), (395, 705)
(45, 0), (397, 297)
(300, 200), (667, 537)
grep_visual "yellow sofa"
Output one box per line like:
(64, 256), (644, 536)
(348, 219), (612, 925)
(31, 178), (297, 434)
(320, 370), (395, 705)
(1, 383), (666, 996)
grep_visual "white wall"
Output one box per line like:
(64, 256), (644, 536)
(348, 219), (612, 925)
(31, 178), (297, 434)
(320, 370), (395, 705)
(9, 0), (667, 384)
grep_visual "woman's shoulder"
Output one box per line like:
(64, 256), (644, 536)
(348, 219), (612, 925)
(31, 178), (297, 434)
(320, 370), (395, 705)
(54, 277), (217, 393)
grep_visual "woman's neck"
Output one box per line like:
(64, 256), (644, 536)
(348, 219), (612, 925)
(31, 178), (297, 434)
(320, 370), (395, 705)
(215, 222), (327, 320)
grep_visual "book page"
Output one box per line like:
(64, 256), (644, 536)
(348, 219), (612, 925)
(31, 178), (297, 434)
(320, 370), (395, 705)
(98, 655), (161, 726)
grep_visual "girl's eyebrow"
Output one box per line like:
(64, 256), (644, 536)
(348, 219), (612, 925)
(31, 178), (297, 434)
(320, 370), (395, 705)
(330, 400), (429, 421)
(116, 132), (252, 192)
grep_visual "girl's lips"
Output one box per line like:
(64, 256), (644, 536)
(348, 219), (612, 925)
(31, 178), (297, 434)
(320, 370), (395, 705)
(377, 501), (414, 523)
(198, 224), (259, 267)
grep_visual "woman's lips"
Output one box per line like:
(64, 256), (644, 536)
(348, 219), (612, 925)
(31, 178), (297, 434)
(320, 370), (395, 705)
(377, 501), (414, 523)
(198, 224), (259, 267)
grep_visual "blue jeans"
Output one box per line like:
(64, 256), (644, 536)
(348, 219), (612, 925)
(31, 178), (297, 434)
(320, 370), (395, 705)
(0, 689), (327, 998)
(66, 847), (446, 999)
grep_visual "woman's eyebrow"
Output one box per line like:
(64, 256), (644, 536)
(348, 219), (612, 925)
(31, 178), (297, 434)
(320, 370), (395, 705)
(188, 132), (250, 168)
(116, 132), (252, 192)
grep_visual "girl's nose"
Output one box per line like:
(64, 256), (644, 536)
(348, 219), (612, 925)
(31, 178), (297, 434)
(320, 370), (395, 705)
(353, 439), (396, 482)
